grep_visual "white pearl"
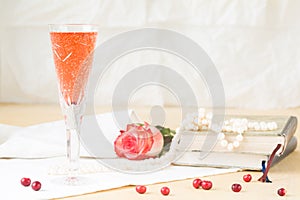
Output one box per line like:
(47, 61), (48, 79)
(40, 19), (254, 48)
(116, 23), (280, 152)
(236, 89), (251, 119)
(267, 122), (274, 130)
(237, 127), (244, 134)
(252, 122), (259, 130)
(233, 141), (240, 148)
(224, 120), (230, 126)
(220, 139), (228, 147)
(260, 121), (266, 126)
(227, 143), (234, 151)
(202, 119), (208, 125)
(206, 112), (213, 119)
(272, 122), (278, 130)
(232, 126), (237, 133)
(193, 125), (199, 130)
(226, 126), (232, 132)
(254, 124), (260, 131)
(260, 122), (268, 131)
(262, 125), (268, 131)
(198, 113), (205, 118)
(248, 122), (254, 129)
(218, 132), (225, 140)
(241, 118), (248, 124)
(236, 134), (243, 141)
(193, 117), (198, 123)
(235, 119), (242, 125)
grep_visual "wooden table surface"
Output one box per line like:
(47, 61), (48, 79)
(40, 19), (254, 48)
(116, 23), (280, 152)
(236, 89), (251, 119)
(0, 103), (299, 200)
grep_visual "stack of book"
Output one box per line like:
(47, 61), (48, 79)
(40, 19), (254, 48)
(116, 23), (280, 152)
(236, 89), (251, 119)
(173, 116), (297, 170)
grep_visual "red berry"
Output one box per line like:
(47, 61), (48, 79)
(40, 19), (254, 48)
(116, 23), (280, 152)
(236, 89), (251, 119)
(277, 188), (286, 196)
(201, 180), (213, 190)
(135, 185), (147, 194)
(243, 174), (252, 182)
(31, 181), (42, 191)
(161, 186), (170, 196)
(192, 178), (202, 189)
(21, 177), (31, 187)
(231, 183), (242, 192)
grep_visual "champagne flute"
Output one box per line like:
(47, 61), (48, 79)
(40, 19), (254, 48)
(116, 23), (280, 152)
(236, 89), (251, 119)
(49, 24), (98, 184)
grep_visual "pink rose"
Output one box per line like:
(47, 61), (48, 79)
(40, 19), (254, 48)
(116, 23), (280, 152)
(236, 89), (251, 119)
(114, 122), (164, 160)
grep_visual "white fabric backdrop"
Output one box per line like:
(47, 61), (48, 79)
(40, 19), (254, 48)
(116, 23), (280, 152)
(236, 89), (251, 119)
(1, 0), (300, 108)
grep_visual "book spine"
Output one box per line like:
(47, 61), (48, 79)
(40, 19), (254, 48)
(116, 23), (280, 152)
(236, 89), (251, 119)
(281, 116), (297, 154)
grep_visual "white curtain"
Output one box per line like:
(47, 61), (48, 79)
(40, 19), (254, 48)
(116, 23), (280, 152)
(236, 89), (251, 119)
(1, 0), (300, 108)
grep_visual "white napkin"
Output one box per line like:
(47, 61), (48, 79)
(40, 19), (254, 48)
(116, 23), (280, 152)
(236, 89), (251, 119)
(0, 120), (66, 158)
(0, 111), (131, 158)
(0, 112), (239, 199)
(0, 124), (21, 145)
(0, 157), (239, 200)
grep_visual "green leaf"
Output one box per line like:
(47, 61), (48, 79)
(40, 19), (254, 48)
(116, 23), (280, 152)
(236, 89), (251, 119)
(155, 125), (176, 137)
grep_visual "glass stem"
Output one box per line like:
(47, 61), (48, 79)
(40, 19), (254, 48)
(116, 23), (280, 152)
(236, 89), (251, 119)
(66, 128), (80, 176)
(63, 104), (83, 180)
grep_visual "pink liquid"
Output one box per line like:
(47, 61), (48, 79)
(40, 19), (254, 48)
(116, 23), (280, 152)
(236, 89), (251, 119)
(50, 32), (97, 104)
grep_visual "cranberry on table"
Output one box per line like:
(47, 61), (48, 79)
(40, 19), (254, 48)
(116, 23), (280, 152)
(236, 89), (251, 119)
(192, 178), (202, 189)
(161, 186), (170, 196)
(201, 180), (213, 190)
(243, 174), (252, 182)
(135, 185), (147, 194)
(277, 188), (286, 196)
(21, 177), (31, 187)
(31, 181), (42, 191)
(231, 183), (242, 192)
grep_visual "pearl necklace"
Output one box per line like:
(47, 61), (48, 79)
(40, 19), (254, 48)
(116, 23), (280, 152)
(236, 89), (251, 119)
(181, 109), (278, 151)
(218, 118), (247, 151)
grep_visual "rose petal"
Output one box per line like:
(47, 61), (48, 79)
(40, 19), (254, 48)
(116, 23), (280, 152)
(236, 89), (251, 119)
(126, 124), (137, 131)
(114, 134), (125, 157)
(145, 127), (164, 157)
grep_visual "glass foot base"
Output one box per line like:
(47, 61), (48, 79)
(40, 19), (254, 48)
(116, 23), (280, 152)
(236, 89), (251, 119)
(51, 176), (93, 186)
(48, 162), (111, 175)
